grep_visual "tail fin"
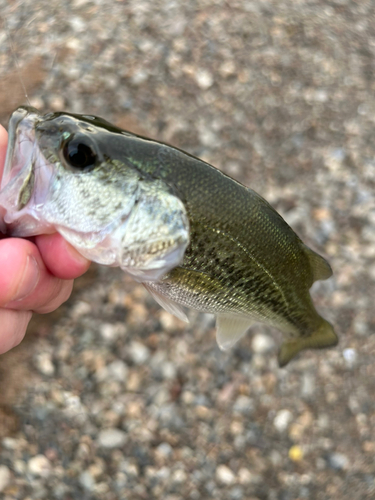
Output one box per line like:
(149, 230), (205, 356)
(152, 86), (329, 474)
(278, 319), (338, 367)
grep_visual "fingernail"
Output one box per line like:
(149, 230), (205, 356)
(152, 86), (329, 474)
(13, 255), (40, 301)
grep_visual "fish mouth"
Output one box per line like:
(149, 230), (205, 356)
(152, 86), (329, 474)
(0, 106), (54, 236)
(1, 106), (41, 189)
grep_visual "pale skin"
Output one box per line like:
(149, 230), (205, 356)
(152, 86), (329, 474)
(0, 124), (91, 354)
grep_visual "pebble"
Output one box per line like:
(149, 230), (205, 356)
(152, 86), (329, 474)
(0, 465), (11, 493)
(119, 461), (139, 478)
(289, 445), (303, 462)
(100, 323), (126, 343)
(35, 352), (55, 376)
(343, 348), (357, 368)
(233, 395), (254, 415)
(79, 470), (95, 491)
(27, 455), (52, 478)
(215, 465), (236, 485)
(161, 361), (177, 380)
(273, 410), (293, 432)
(229, 486), (244, 500)
(172, 469), (187, 484)
(107, 360), (129, 381)
(128, 341), (150, 365)
(301, 373), (316, 398)
(237, 468), (252, 485)
(328, 453), (349, 470)
(2, 437), (19, 450)
(156, 442), (173, 458)
(97, 429), (127, 449)
(251, 333), (275, 354)
(195, 69), (214, 89)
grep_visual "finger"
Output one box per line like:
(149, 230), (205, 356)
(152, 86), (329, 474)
(36, 233), (91, 280)
(0, 309), (32, 354)
(0, 124), (8, 179)
(0, 238), (74, 313)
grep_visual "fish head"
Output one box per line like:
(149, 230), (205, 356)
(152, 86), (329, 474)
(0, 106), (189, 280)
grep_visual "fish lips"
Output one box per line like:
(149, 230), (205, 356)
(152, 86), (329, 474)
(0, 106), (55, 236)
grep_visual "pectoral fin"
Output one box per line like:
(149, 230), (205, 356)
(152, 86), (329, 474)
(278, 318), (338, 367)
(216, 315), (252, 350)
(143, 283), (189, 323)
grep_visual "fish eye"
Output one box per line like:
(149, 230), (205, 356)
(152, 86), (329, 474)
(62, 137), (97, 170)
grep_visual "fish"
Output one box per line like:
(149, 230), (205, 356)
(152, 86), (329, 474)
(0, 106), (338, 366)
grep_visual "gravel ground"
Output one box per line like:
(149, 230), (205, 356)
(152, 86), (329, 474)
(0, 1), (375, 499)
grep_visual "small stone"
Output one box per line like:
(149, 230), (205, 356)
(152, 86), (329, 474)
(69, 16), (85, 32)
(128, 341), (150, 365)
(49, 95), (65, 111)
(71, 301), (91, 318)
(233, 395), (254, 415)
(131, 69), (148, 85)
(28, 455), (52, 478)
(229, 486), (244, 500)
(107, 360), (128, 381)
(88, 458), (105, 479)
(195, 68), (214, 89)
(119, 460), (139, 478)
(216, 465), (236, 485)
(97, 429), (127, 449)
(237, 468), (252, 485)
(251, 333), (275, 354)
(156, 442), (173, 458)
(289, 445), (303, 462)
(301, 372), (316, 398)
(161, 362), (177, 380)
(172, 469), (187, 483)
(2, 437), (19, 450)
(72, 0), (91, 6)
(0, 465), (11, 493)
(35, 352), (55, 376)
(273, 409), (293, 432)
(343, 348), (357, 368)
(13, 459), (26, 475)
(328, 453), (349, 470)
(219, 60), (236, 77)
(159, 311), (181, 331)
(79, 470), (95, 491)
(29, 96), (44, 110)
(100, 323), (125, 342)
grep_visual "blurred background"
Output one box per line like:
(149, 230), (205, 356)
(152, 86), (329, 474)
(0, 1), (374, 499)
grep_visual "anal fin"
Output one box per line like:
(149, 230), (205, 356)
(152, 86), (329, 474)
(216, 315), (252, 351)
(278, 318), (338, 367)
(143, 283), (189, 323)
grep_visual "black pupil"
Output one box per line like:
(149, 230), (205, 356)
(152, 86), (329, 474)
(63, 140), (96, 169)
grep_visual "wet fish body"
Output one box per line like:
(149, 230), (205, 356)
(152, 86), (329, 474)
(0, 106), (338, 366)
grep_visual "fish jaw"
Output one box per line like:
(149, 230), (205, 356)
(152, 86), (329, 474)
(0, 106), (56, 236)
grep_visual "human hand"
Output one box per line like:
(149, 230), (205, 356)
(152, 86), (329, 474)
(0, 124), (91, 354)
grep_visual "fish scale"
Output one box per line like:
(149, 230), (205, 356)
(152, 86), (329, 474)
(0, 106), (338, 366)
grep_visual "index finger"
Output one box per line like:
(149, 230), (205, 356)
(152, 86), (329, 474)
(0, 124), (8, 180)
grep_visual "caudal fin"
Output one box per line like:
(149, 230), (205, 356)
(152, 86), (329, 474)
(278, 319), (338, 367)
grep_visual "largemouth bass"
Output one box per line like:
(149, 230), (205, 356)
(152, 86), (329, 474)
(0, 106), (338, 366)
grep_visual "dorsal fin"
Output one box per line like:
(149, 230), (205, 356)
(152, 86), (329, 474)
(303, 245), (332, 282)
